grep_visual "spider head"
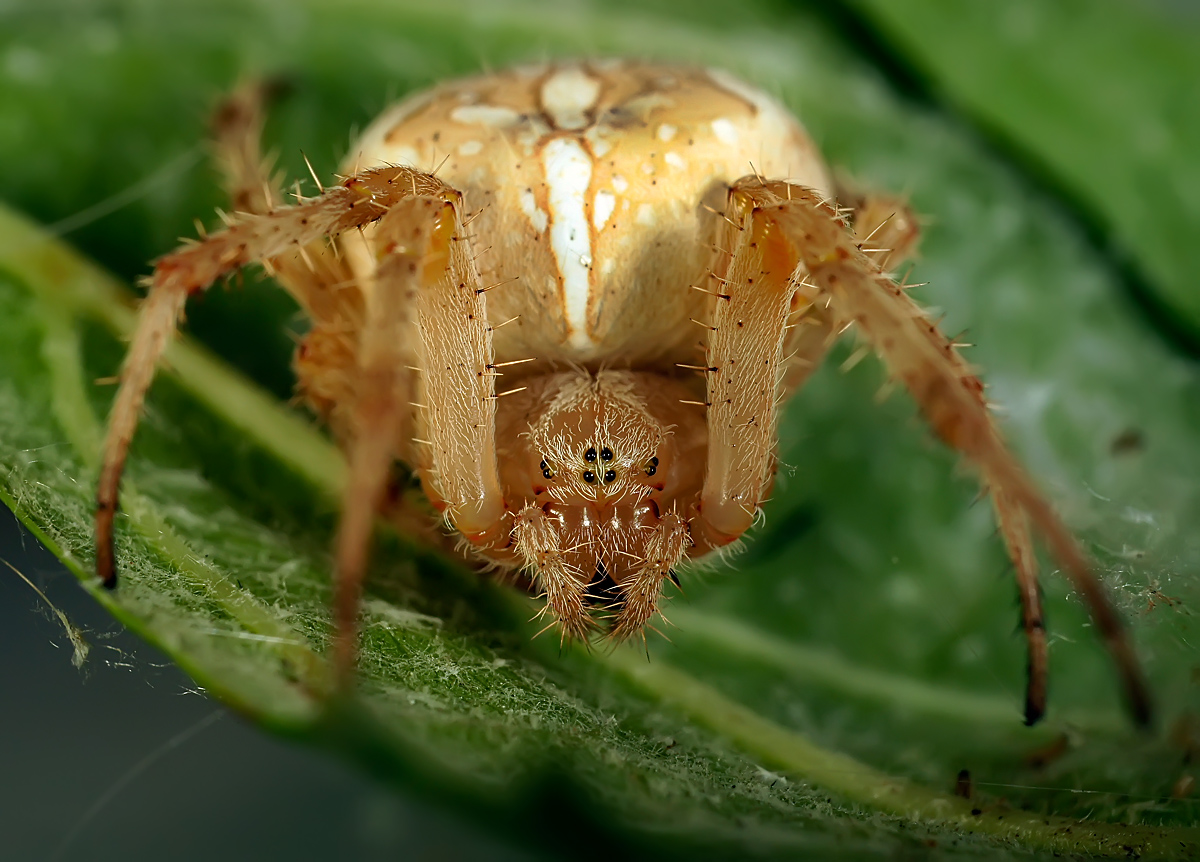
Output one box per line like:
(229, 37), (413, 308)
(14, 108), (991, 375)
(497, 369), (706, 613)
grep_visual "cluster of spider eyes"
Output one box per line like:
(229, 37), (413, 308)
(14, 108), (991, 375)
(539, 449), (659, 484)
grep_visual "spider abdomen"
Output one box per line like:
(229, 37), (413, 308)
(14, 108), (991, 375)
(344, 61), (832, 371)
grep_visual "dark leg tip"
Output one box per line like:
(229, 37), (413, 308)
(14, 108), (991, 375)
(1130, 694), (1155, 732)
(1024, 699), (1045, 727)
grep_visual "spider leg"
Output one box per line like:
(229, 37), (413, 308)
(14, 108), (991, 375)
(840, 191), (1056, 720)
(333, 184), (508, 670)
(778, 191), (922, 397)
(994, 490), (1048, 724)
(210, 80), (358, 326)
(210, 87), (443, 554)
(210, 79), (283, 216)
(609, 510), (690, 641)
(693, 177), (868, 545)
(95, 165), (459, 587)
(405, 202), (506, 548)
(730, 177), (1150, 726)
(330, 195), (485, 677)
(692, 183), (805, 548)
(838, 187), (923, 274)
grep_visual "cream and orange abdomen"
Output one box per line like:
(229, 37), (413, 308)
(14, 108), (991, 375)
(346, 60), (831, 367)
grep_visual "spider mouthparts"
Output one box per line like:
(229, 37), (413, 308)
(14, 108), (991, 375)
(584, 559), (622, 608)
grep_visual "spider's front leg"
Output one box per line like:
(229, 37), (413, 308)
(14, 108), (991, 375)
(332, 191), (507, 675)
(693, 186), (803, 547)
(91, 165), (506, 677)
(716, 177), (1150, 726)
(696, 182), (922, 544)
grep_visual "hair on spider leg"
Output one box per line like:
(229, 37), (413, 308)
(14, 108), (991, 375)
(298, 150), (325, 194)
(488, 386), (527, 400)
(487, 357), (537, 371)
(700, 201), (744, 231)
(689, 283), (732, 299)
(839, 344), (873, 373)
(873, 378), (899, 404)
(488, 314), (520, 332)
(475, 276), (520, 294)
(429, 151), (453, 177)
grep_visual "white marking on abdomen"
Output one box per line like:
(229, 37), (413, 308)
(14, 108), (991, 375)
(543, 138), (595, 351)
(711, 118), (739, 146)
(593, 190), (616, 230)
(520, 189), (548, 233)
(450, 104), (520, 127)
(541, 66), (600, 130)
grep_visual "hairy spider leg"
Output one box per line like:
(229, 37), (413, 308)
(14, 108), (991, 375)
(210, 85), (450, 555)
(210, 79), (284, 217)
(820, 187), (1051, 724)
(95, 165), (465, 587)
(993, 490), (1048, 724)
(210, 81), (363, 431)
(693, 182), (806, 549)
(326, 200), (437, 676)
(706, 177), (1150, 727)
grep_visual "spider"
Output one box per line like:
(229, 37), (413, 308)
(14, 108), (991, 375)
(94, 60), (1150, 727)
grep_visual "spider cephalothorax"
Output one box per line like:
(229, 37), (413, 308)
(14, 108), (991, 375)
(95, 61), (1151, 726)
(490, 369), (706, 640)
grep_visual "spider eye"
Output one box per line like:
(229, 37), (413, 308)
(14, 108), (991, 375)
(540, 459), (553, 479)
(599, 447), (613, 462)
(645, 456), (659, 477)
(584, 447), (597, 462)
(603, 469), (616, 484)
(583, 470), (597, 484)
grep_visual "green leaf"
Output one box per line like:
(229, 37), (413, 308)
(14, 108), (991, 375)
(844, 0), (1200, 347)
(2, 0), (1198, 857)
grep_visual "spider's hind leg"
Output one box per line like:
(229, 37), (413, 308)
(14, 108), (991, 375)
(209, 80), (356, 324)
(210, 79), (286, 216)
(837, 182), (922, 274)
